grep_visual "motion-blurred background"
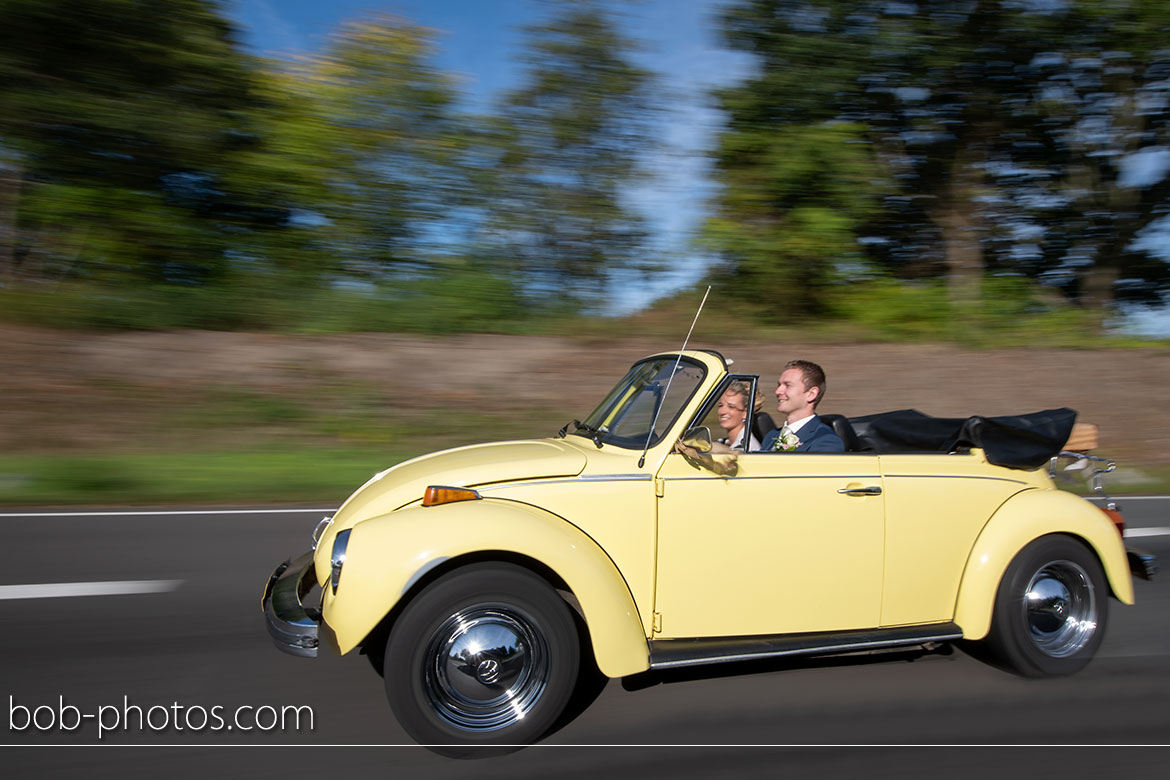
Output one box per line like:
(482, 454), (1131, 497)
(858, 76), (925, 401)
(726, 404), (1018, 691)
(2, 0), (1169, 505)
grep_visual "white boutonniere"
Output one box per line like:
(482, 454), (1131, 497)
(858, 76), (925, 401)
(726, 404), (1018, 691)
(772, 430), (801, 452)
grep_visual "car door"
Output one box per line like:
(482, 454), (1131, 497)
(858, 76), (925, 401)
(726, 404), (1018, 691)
(653, 448), (885, 640)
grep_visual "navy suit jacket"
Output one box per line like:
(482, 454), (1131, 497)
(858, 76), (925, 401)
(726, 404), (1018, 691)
(758, 415), (845, 453)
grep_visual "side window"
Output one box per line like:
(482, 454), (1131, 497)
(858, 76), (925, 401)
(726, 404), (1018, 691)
(689, 376), (761, 452)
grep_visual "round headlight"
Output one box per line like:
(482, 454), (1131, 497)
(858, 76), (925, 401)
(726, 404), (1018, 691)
(330, 529), (351, 594)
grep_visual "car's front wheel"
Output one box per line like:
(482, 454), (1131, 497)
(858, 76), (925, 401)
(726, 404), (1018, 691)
(384, 563), (580, 754)
(985, 534), (1108, 677)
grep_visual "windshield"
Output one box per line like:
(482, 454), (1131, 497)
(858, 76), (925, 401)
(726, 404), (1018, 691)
(576, 357), (707, 450)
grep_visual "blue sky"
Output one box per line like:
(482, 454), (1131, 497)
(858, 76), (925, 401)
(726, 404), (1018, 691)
(227, 0), (753, 314)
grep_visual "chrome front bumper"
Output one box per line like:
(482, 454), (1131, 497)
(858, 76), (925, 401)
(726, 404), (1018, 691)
(262, 551), (333, 658)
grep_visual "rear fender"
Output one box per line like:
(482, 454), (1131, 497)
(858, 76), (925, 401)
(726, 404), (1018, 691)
(953, 489), (1133, 640)
(322, 498), (650, 678)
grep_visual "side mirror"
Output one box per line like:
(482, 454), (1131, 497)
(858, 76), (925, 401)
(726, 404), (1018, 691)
(680, 426), (713, 453)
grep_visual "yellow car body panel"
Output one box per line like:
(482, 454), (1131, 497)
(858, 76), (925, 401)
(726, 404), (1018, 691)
(321, 497), (652, 678)
(952, 487), (1134, 640)
(876, 452), (1043, 626)
(483, 473), (658, 634)
(312, 438), (588, 586)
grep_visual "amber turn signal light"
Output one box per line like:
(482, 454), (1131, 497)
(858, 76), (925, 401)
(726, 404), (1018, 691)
(423, 485), (482, 507)
(1100, 506), (1125, 536)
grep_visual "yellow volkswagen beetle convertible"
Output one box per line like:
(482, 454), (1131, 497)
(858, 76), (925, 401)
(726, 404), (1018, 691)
(262, 350), (1156, 749)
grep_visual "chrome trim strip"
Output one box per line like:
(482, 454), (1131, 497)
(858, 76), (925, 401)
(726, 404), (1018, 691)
(482, 473), (1024, 489)
(477, 475), (651, 491)
(663, 474), (1022, 484)
(884, 474), (1028, 484)
(477, 481), (576, 491)
(663, 475), (882, 482)
(579, 473), (653, 481)
(311, 515), (333, 551)
(649, 623), (963, 670)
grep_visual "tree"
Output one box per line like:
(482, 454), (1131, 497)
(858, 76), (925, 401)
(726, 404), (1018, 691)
(480, 0), (659, 303)
(0, 0), (274, 286)
(702, 119), (889, 314)
(708, 0), (1170, 313)
(277, 16), (470, 283)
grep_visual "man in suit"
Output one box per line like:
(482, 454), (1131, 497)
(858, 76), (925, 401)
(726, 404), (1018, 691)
(758, 360), (845, 453)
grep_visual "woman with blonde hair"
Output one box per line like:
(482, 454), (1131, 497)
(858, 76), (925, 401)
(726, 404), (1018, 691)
(716, 380), (761, 451)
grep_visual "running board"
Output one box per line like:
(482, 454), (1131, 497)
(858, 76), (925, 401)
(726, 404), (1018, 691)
(648, 622), (964, 670)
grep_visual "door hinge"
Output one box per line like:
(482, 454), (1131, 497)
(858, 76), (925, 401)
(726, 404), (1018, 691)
(652, 611), (662, 634)
(654, 477), (665, 497)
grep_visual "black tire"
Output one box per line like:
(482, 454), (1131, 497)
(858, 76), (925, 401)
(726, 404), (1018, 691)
(384, 563), (580, 755)
(984, 534), (1109, 677)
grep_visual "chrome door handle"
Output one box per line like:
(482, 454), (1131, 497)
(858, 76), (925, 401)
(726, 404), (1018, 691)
(838, 486), (882, 496)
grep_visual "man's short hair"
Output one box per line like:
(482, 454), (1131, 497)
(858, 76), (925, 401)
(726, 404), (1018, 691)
(785, 359), (827, 408)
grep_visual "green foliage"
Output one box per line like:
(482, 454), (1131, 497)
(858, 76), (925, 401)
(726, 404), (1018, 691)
(825, 276), (1119, 347)
(704, 121), (888, 312)
(292, 263), (532, 334)
(0, 266), (530, 334)
(0, 0), (274, 285)
(709, 0), (1170, 313)
(0, 450), (395, 505)
(0, 390), (569, 505)
(827, 279), (953, 340)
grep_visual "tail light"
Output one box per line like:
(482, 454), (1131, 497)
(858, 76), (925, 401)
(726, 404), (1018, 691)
(1100, 506), (1125, 536)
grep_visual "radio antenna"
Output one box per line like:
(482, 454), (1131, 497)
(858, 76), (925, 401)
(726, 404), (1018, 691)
(639, 285), (711, 469)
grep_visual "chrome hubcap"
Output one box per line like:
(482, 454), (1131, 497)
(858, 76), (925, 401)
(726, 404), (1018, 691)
(1024, 559), (1097, 658)
(423, 607), (549, 731)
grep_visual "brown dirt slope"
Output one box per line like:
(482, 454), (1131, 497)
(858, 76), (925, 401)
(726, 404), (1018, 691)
(2, 325), (1167, 464)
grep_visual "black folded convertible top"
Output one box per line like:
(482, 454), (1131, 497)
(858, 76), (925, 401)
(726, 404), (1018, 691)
(848, 408), (1077, 470)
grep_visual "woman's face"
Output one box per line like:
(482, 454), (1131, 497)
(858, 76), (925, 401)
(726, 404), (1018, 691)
(716, 390), (747, 435)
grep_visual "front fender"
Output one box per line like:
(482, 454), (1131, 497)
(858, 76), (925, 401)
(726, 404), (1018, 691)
(953, 489), (1133, 640)
(322, 498), (650, 678)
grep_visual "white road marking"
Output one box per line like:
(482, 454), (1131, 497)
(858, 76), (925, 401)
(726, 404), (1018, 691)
(0, 508), (336, 518)
(1087, 495), (1170, 501)
(0, 580), (183, 600)
(1123, 527), (1170, 538)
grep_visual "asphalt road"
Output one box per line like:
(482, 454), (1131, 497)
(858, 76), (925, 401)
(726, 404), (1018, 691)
(2, 498), (1167, 778)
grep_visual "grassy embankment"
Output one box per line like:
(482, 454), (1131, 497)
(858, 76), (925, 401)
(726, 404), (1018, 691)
(2, 278), (1167, 506)
(0, 389), (568, 507)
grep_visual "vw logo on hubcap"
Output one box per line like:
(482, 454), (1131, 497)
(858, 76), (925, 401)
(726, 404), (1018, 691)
(475, 658), (500, 685)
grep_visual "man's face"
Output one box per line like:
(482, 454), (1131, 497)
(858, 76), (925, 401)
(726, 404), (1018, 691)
(776, 367), (817, 419)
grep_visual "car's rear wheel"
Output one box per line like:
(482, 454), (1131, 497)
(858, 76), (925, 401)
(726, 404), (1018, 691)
(985, 535), (1108, 677)
(384, 563), (579, 755)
